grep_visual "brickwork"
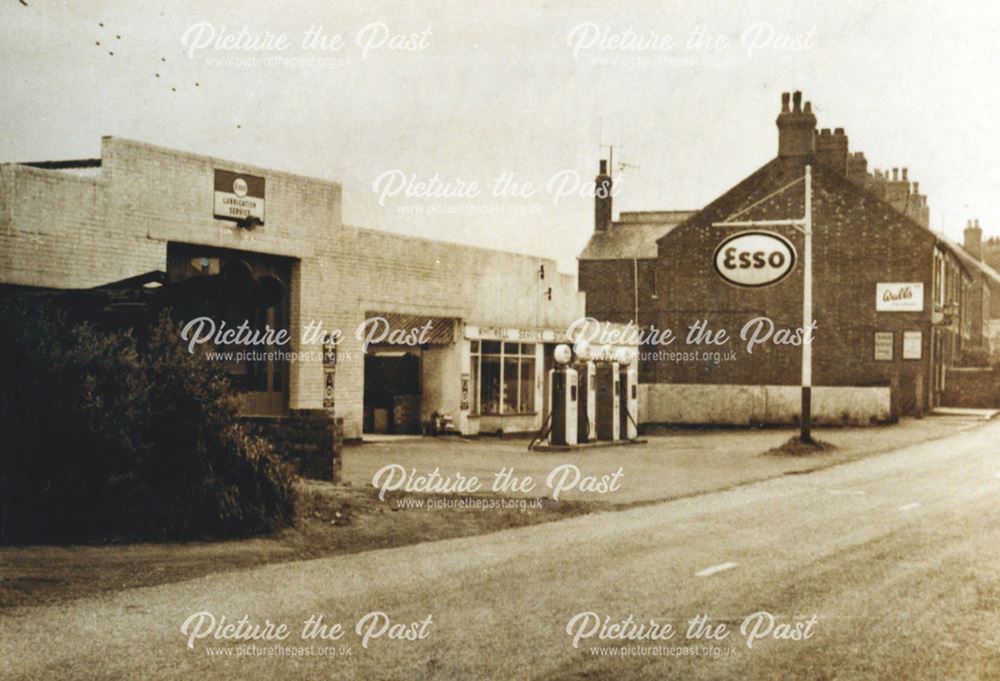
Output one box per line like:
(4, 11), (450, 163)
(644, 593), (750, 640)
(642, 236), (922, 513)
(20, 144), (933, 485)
(576, 92), (969, 419)
(243, 412), (343, 481)
(655, 159), (941, 393)
(578, 258), (659, 381)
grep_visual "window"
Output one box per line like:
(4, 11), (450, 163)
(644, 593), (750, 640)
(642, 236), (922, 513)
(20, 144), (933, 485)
(166, 243), (291, 416)
(469, 340), (536, 414)
(519, 355), (535, 411)
(469, 341), (480, 413)
(479, 341), (502, 415)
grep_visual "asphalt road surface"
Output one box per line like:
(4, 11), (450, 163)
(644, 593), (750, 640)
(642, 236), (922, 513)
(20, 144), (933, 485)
(2, 417), (999, 680)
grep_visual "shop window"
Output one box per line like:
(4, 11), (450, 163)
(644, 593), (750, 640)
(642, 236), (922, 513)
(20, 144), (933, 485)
(519, 355), (535, 412)
(504, 354), (519, 412)
(479, 342), (502, 415)
(470, 340), (536, 415)
(469, 342), (480, 414)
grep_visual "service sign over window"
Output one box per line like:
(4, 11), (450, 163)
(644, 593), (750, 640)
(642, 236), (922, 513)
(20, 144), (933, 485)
(713, 231), (797, 288)
(876, 282), (923, 312)
(213, 169), (265, 223)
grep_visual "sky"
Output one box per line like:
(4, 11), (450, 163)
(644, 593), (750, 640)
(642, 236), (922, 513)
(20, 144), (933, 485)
(2, 0), (999, 272)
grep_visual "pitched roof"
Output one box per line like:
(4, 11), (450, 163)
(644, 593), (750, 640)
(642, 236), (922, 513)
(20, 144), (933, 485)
(937, 236), (1000, 286)
(657, 156), (938, 248)
(578, 210), (696, 260)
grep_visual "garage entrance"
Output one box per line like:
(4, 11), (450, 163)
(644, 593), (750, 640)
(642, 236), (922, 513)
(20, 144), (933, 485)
(363, 350), (422, 434)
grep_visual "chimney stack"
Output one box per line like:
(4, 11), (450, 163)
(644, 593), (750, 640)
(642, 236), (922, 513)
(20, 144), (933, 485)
(594, 159), (612, 232)
(776, 91), (817, 158)
(964, 218), (983, 260)
(815, 127), (849, 173)
(846, 151), (868, 185)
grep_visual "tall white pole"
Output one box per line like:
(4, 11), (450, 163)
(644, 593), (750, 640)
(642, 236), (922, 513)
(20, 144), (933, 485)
(801, 165), (813, 443)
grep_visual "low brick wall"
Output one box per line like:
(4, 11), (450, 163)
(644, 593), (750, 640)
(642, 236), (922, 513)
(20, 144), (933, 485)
(639, 384), (892, 426)
(942, 368), (1000, 409)
(243, 410), (342, 481)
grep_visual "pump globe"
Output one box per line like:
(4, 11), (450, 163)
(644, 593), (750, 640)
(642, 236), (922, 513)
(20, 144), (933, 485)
(554, 343), (572, 365)
(573, 339), (592, 362)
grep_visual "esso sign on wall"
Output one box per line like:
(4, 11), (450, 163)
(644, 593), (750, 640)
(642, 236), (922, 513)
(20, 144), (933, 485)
(713, 231), (797, 288)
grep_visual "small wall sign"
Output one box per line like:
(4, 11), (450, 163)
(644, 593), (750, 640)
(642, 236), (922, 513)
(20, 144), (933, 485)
(214, 169), (265, 223)
(323, 338), (337, 409)
(876, 282), (923, 312)
(903, 331), (923, 359)
(874, 331), (894, 361)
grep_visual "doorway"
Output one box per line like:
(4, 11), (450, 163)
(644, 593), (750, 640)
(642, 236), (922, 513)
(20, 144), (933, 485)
(363, 350), (422, 434)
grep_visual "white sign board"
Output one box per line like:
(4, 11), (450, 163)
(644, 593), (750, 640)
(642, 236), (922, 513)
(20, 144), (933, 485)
(465, 325), (559, 342)
(903, 331), (923, 359)
(713, 231), (797, 288)
(213, 169), (265, 223)
(876, 283), (923, 312)
(874, 332), (893, 361)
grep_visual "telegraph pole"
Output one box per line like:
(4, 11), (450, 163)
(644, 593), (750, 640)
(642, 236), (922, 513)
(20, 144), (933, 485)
(713, 165), (814, 443)
(800, 165), (813, 443)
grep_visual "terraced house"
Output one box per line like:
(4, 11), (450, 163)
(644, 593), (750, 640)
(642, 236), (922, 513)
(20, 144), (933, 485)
(581, 91), (987, 426)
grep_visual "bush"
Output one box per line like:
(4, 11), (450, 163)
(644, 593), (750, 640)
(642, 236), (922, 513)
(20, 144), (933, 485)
(0, 301), (296, 544)
(957, 346), (994, 368)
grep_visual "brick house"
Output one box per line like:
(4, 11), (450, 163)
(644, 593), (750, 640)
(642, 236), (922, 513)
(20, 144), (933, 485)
(577, 163), (695, 382)
(959, 219), (1000, 354)
(644, 91), (972, 425)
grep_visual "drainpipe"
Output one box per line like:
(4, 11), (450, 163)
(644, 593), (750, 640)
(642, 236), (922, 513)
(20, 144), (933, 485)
(633, 258), (639, 325)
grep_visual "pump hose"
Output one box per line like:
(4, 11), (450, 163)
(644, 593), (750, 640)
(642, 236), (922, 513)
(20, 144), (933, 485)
(625, 409), (639, 438)
(528, 412), (554, 450)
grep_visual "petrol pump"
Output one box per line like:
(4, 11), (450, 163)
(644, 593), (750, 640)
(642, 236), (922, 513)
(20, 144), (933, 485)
(594, 344), (620, 441)
(547, 344), (578, 446)
(572, 339), (596, 443)
(617, 349), (639, 441)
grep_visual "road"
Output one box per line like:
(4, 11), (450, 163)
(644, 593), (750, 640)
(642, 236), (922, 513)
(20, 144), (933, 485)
(2, 418), (999, 680)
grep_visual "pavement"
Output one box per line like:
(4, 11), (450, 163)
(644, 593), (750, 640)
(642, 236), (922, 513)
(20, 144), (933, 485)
(1, 416), (999, 679)
(343, 413), (990, 504)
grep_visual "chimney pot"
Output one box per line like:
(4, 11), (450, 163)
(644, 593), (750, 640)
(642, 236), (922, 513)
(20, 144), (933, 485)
(902, 168), (908, 181)
(834, 127), (845, 135)
(804, 101), (812, 114)
(776, 89), (816, 157)
(892, 168), (899, 181)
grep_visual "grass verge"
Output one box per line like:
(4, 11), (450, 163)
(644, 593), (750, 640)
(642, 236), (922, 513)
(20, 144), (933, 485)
(0, 480), (604, 609)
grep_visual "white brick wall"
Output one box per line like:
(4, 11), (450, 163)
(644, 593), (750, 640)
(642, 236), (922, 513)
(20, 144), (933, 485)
(0, 137), (587, 439)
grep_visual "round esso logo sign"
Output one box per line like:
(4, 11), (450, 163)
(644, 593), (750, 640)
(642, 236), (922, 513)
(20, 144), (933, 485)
(232, 177), (248, 197)
(713, 231), (797, 288)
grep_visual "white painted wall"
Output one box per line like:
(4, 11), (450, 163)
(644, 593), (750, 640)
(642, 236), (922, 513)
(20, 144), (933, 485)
(639, 384), (892, 426)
